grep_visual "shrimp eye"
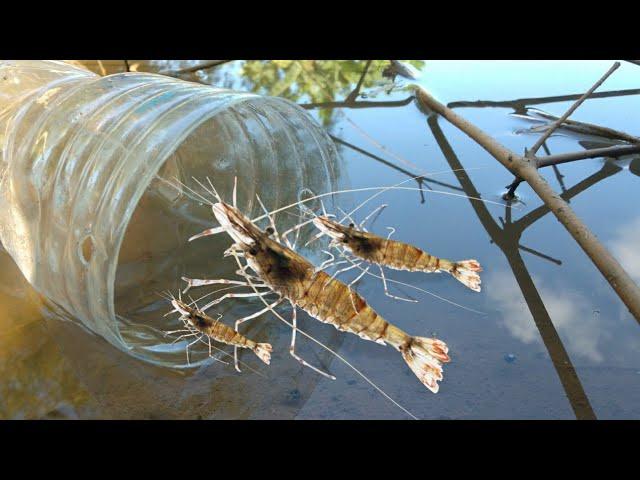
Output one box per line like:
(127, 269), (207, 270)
(249, 247), (258, 255)
(342, 238), (349, 244)
(265, 227), (274, 235)
(349, 223), (355, 228)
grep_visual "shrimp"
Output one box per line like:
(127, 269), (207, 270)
(207, 200), (450, 393)
(312, 214), (482, 293)
(166, 293), (272, 366)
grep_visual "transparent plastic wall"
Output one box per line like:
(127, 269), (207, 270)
(0, 61), (339, 367)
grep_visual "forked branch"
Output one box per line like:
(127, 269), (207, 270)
(415, 84), (640, 321)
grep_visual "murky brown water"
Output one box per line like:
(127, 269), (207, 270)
(2, 60), (639, 419)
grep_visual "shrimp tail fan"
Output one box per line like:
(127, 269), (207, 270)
(253, 343), (273, 365)
(450, 259), (482, 292)
(400, 337), (450, 393)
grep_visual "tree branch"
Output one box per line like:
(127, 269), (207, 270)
(447, 88), (640, 112)
(528, 62), (620, 156)
(415, 85), (640, 322)
(344, 60), (372, 103)
(518, 107), (640, 144)
(299, 96), (414, 111)
(536, 144), (640, 168)
(518, 244), (563, 265)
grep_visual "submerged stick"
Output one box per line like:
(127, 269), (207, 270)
(516, 107), (640, 144)
(415, 84), (640, 322)
(528, 62), (621, 156)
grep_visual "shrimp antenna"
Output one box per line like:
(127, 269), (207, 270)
(232, 176), (238, 208)
(258, 167), (513, 226)
(205, 176), (222, 203)
(166, 176), (214, 206)
(186, 168), (514, 243)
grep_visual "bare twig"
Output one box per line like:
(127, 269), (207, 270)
(504, 177), (524, 200)
(447, 88), (640, 112)
(518, 244), (563, 265)
(528, 62), (620, 156)
(551, 165), (567, 194)
(300, 96), (414, 111)
(537, 144), (640, 168)
(415, 84), (640, 322)
(162, 60), (232, 76)
(517, 107), (640, 144)
(542, 142), (568, 194)
(625, 60), (640, 67)
(503, 135), (638, 200)
(345, 60), (372, 103)
(124, 60), (130, 72)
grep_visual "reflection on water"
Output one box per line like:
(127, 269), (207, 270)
(2, 60), (640, 419)
(609, 216), (640, 284)
(487, 269), (609, 363)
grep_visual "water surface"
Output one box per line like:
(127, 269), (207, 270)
(2, 60), (639, 419)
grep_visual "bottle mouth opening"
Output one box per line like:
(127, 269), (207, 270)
(112, 97), (340, 368)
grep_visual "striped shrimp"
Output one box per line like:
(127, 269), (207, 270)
(198, 200), (450, 393)
(312, 213), (482, 293)
(165, 292), (272, 366)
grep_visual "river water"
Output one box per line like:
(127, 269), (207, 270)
(1, 60), (639, 419)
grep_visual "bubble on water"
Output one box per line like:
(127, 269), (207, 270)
(286, 389), (301, 403)
(504, 353), (516, 363)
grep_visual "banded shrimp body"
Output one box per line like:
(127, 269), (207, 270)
(160, 290), (272, 368)
(168, 172), (506, 416)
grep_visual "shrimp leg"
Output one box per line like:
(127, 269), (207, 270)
(186, 334), (204, 365)
(256, 194), (286, 246)
(171, 332), (199, 344)
(289, 303), (336, 380)
(378, 264), (417, 303)
(182, 276), (268, 293)
(331, 260), (363, 280)
(347, 265), (371, 314)
(359, 204), (387, 230)
(378, 227), (417, 302)
(200, 290), (275, 313)
(316, 250), (336, 271)
(233, 298), (283, 372)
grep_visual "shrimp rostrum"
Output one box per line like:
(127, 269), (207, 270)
(312, 212), (482, 292)
(200, 200), (450, 393)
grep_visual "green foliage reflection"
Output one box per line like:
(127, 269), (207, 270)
(239, 60), (425, 125)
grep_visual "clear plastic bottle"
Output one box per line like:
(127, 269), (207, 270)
(0, 60), (340, 367)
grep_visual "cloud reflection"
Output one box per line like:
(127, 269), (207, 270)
(609, 216), (640, 284)
(487, 270), (607, 363)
